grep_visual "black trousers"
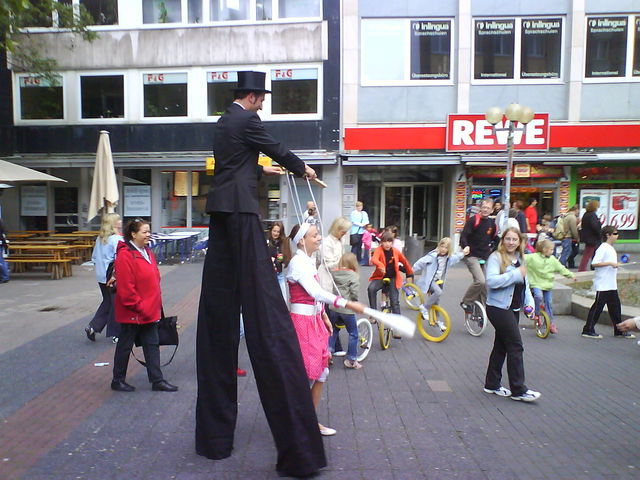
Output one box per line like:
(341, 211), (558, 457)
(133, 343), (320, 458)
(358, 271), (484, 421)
(485, 306), (527, 397)
(583, 290), (623, 334)
(112, 322), (162, 384)
(367, 279), (400, 314)
(195, 212), (326, 477)
(89, 282), (121, 338)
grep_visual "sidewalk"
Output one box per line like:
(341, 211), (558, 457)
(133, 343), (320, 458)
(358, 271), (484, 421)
(1, 261), (639, 479)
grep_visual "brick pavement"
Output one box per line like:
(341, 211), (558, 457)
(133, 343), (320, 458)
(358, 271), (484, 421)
(1, 262), (639, 479)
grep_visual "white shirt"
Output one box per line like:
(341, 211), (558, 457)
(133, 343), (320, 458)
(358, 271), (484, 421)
(287, 249), (344, 307)
(317, 234), (344, 292)
(592, 242), (618, 291)
(131, 242), (151, 264)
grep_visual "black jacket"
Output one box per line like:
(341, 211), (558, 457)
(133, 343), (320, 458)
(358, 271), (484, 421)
(459, 215), (497, 260)
(206, 103), (306, 214)
(580, 211), (602, 247)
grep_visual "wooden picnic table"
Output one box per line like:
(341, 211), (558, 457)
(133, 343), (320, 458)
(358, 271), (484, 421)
(6, 244), (77, 280)
(6, 233), (35, 240)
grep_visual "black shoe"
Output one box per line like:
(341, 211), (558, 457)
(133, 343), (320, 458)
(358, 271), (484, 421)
(152, 380), (178, 392)
(84, 326), (96, 342)
(111, 380), (135, 392)
(460, 302), (472, 314)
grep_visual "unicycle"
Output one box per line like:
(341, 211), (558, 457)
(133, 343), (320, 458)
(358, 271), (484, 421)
(464, 300), (488, 336)
(377, 278), (393, 350)
(402, 282), (451, 343)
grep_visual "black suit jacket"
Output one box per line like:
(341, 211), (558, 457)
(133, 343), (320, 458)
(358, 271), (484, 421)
(206, 103), (306, 214)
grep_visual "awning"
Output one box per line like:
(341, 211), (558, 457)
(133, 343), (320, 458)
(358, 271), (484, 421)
(340, 154), (461, 166)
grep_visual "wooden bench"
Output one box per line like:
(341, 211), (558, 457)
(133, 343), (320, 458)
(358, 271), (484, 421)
(6, 255), (73, 279)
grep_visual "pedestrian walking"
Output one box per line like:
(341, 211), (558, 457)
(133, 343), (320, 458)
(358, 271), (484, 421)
(558, 205), (580, 268)
(85, 213), (122, 343)
(581, 226), (636, 339)
(349, 201), (369, 264)
(0, 216), (9, 284)
(194, 71), (326, 478)
(578, 200), (602, 272)
(484, 228), (540, 403)
(110, 218), (178, 393)
(266, 221), (291, 301)
(524, 198), (539, 233)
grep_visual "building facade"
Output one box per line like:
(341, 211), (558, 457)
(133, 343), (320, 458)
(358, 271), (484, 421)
(1, 0), (341, 232)
(342, 0), (640, 248)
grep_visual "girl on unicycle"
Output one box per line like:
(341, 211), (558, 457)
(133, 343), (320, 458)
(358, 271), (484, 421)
(412, 237), (468, 310)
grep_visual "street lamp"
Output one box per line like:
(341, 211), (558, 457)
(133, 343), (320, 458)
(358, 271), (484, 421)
(484, 103), (536, 232)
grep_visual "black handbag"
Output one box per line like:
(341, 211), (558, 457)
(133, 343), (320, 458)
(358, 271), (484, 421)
(349, 233), (361, 246)
(133, 308), (179, 367)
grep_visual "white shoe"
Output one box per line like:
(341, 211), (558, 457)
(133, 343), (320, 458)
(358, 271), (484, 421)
(333, 351), (347, 357)
(483, 386), (511, 397)
(318, 424), (336, 436)
(511, 390), (541, 402)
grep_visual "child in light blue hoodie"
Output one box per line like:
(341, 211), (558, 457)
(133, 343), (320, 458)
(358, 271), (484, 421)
(413, 237), (467, 309)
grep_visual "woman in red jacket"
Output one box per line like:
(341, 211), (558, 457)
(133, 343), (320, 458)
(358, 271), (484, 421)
(111, 219), (177, 393)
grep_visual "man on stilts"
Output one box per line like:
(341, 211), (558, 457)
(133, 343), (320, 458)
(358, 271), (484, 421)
(195, 71), (326, 477)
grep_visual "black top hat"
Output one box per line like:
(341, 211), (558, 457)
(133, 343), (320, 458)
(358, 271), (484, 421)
(234, 71), (271, 93)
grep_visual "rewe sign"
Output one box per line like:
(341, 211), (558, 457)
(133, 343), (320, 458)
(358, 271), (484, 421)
(446, 113), (550, 152)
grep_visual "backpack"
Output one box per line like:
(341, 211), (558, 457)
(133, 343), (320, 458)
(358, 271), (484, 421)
(553, 215), (565, 240)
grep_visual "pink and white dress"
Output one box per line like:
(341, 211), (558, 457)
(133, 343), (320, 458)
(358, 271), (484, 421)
(287, 249), (346, 381)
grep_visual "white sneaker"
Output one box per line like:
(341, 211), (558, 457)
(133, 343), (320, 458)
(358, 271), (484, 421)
(511, 390), (541, 402)
(318, 424), (336, 436)
(483, 386), (511, 397)
(333, 351), (347, 357)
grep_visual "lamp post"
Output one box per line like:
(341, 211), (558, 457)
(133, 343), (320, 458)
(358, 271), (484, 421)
(484, 103), (535, 232)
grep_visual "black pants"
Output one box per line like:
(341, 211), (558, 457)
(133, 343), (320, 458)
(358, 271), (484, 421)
(367, 279), (400, 314)
(567, 241), (579, 269)
(89, 282), (121, 338)
(350, 233), (363, 263)
(112, 322), (162, 384)
(485, 306), (527, 397)
(195, 212), (326, 477)
(583, 290), (622, 335)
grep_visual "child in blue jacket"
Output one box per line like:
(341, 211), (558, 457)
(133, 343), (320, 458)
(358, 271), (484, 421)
(413, 237), (467, 309)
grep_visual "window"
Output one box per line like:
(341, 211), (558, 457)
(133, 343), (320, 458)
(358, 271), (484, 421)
(211, 0), (249, 21)
(188, 0), (203, 23)
(207, 71), (238, 116)
(474, 19), (515, 79)
(585, 15), (640, 80)
(143, 72), (188, 117)
(22, 0), (54, 27)
(410, 20), (451, 80)
(361, 18), (454, 85)
(256, 0), (272, 20)
(80, 0), (118, 25)
(521, 18), (562, 79)
(474, 17), (564, 81)
(80, 75), (124, 118)
(19, 75), (64, 120)
(279, 0), (320, 18)
(271, 68), (317, 114)
(143, 0), (181, 23)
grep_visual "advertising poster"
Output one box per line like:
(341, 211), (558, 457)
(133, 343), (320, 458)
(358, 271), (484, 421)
(124, 185), (151, 217)
(20, 186), (48, 216)
(579, 189), (609, 224)
(608, 189), (639, 230)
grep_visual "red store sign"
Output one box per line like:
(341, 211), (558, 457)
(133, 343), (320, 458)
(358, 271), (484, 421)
(446, 114), (550, 152)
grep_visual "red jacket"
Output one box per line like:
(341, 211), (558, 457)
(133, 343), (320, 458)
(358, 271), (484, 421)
(114, 241), (162, 325)
(369, 246), (414, 288)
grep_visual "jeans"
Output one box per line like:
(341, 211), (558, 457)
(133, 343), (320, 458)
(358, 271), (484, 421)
(351, 235), (363, 264)
(328, 310), (359, 361)
(276, 271), (287, 301)
(0, 252), (9, 282)
(367, 279), (400, 314)
(558, 238), (572, 267)
(361, 248), (370, 266)
(485, 306), (527, 397)
(462, 256), (486, 305)
(424, 282), (443, 309)
(531, 287), (553, 320)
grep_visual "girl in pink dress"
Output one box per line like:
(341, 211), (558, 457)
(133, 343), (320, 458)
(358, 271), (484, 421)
(287, 223), (366, 436)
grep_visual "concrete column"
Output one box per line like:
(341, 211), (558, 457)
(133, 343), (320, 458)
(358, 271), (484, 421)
(568, 0), (585, 121)
(151, 168), (162, 231)
(186, 169), (193, 228)
(456, 0), (472, 114)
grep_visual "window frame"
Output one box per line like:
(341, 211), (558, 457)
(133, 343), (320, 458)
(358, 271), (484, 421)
(77, 70), (127, 122)
(360, 17), (455, 87)
(140, 70), (190, 121)
(13, 73), (67, 124)
(583, 14), (640, 83)
(471, 16), (566, 85)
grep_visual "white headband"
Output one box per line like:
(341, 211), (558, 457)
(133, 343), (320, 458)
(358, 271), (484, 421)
(293, 222), (312, 246)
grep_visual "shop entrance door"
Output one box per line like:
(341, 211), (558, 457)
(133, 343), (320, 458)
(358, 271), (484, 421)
(54, 187), (78, 232)
(381, 183), (442, 241)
